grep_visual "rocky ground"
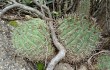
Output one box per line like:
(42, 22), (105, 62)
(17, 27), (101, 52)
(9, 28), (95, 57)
(0, 20), (33, 70)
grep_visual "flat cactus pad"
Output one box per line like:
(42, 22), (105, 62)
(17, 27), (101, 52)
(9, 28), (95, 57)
(94, 53), (110, 70)
(12, 18), (54, 61)
(57, 16), (100, 62)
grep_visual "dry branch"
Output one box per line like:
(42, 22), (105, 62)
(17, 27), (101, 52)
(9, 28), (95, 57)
(46, 21), (66, 70)
(33, 0), (52, 18)
(66, 0), (74, 12)
(0, 1), (50, 20)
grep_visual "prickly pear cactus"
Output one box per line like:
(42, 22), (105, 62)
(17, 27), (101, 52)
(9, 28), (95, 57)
(12, 18), (54, 61)
(57, 16), (100, 62)
(94, 53), (110, 70)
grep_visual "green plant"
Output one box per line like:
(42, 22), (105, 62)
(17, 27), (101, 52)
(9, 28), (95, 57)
(36, 62), (45, 70)
(12, 16), (100, 63)
(57, 16), (99, 62)
(12, 18), (54, 61)
(94, 53), (110, 70)
(8, 20), (19, 27)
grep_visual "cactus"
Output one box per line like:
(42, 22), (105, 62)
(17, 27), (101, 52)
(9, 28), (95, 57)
(12, 18), (54, 61)
(94, 53), (110, 70)
(57, 16), (100, 62)
(12, 16), (100, 63)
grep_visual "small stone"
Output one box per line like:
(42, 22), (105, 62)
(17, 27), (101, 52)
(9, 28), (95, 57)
(78, 65), (87, 70)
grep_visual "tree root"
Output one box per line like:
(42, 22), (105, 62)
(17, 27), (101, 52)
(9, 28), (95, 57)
(46, 21), (66, 70)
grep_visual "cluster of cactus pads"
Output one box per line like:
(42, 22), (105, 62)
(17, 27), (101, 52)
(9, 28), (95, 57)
(12, 16), (99, 63)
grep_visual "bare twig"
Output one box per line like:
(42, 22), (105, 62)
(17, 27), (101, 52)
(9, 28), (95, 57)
(33, 0), (52, 18)
(33, 0), (46, 18)
(66, 0), (74, 12)
(33, 0), (48, 10)
(52, 0), (55, 12)
(0, 1), (51, 20)
(59, 0), (64, 4)
(0, 4), (18, 17)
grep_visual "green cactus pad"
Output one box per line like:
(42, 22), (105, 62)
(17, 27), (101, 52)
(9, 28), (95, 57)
(94, 53), (110, 70)
(12, 18), (54, 61)
(57, 16), (100, 62)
